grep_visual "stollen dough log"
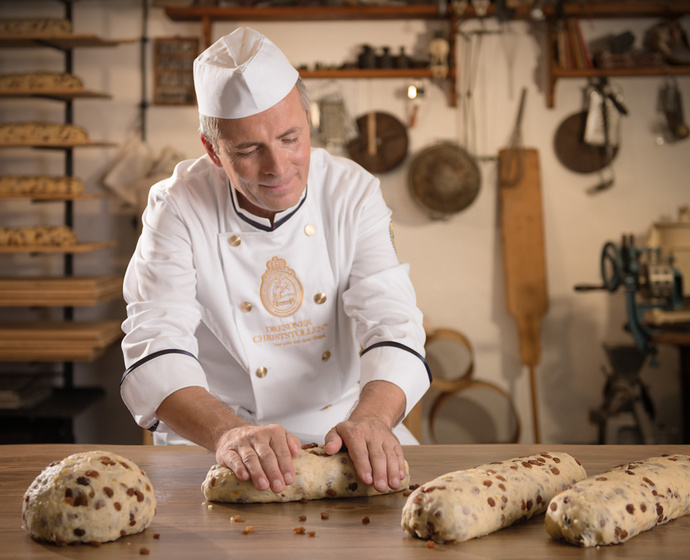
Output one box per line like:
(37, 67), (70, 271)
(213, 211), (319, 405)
(0, 226), (77, 246)
(22, 450), (157, 545)
(0, 18), (72, 36)
(202, 443), (410, 503)
(401, 451), (587, 544)
(0, 72), (84, 93)
(0, 122), (89, 146)
(0, 175), (85, 196)
(545, 454), (690, 547)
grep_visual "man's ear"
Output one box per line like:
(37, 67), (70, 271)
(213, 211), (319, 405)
(201, 135), (222, 167)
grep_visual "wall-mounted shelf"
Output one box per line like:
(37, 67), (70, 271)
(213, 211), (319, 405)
(0, 1), (128, 442)
(542, 1), (690, 107)
(0, 276), (123, 307)
(0, 34), (134, 50)
(0, 241), (116, 254)
(0, 320), (123, 362)
(163, 4), (459, 107)
(0, 192), (109, 201)
(0, 90), (111, 101)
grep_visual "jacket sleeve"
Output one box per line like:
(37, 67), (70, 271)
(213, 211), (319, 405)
(120, 184), (209, 430)
(340, 175), (430, 420)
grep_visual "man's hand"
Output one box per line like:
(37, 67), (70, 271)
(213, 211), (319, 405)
(215, 424), (301, 493)
(156, 387), (301, 492)
(324, 416), (405, 493)
(324, 380), (407, 493)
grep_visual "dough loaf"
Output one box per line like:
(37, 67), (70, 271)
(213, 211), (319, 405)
(0, 175), (85, 196)
(202, 443), (410, 503)
(0, 226), (77, 246)
(0, 18), (72, 35)
(401, 451), (587, 544)
(545, 454), (690, 547)
(22, 450), (157, 545)
(0, 72), (84, 92)
(0, 122), (89, 146)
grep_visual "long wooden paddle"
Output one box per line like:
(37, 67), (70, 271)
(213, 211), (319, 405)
(498, 90), (549, 443)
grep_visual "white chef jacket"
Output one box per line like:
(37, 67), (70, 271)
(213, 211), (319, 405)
(120, 147), (430, 445)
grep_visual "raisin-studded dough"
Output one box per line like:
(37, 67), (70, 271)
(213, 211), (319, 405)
(0, 176), (85, 196)
(0, 18), (72, 35)
(202, 443), (410, 503)
(401, 452), (587, 544)
(0, 226), (77, 246)
(22, 451), (157, 545)
(0, 123), (89, 146)
(0, 72), (84, 92)
(545, 454), (690, 547)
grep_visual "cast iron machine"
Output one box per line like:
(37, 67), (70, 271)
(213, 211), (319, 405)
(576, 234), (684, 443)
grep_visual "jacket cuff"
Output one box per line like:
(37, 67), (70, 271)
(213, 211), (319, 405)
(360, 343), (431, 420)
(120, 350), (208, 430)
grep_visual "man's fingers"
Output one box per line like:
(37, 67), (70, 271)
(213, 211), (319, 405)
(383, 441), (404, 490)
(222, 450), (250, 481)
(345, 434), (374, 486)
(270, 432), (297, 488)
(216, 424), (300, 492)
(324, 428), (343, 455)
(332, 418), (406, 492)
(366, 442), (390, 493)
(239, 443), (274, 491)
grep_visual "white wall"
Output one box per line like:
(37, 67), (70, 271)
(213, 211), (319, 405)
(1, 1), (688, 445)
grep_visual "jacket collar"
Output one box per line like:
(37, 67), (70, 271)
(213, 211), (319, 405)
(228, 180), (307, 232)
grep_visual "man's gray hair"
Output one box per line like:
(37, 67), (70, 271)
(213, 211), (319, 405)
(199, 77), (310, 152)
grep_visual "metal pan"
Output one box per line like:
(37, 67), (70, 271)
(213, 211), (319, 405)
(554, 111), (618, 174)
(408, 142), (481, 220)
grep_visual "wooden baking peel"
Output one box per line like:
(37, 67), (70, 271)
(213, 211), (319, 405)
(498, 89), (549, 443)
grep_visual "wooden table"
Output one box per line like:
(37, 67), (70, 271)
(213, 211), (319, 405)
(2, 444), (690, 559)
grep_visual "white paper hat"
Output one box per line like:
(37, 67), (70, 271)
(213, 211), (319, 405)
(193, 27), (299, 119)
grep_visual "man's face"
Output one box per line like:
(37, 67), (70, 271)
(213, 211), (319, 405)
(207, 86), (311, 222)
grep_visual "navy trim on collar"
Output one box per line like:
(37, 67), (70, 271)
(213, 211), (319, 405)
(229, 181), (307, 232)
(120, 349), (198, 386)
(361, 341), (432, 383)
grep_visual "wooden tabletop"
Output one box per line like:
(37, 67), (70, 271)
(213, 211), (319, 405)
(2, 443), (690, 559)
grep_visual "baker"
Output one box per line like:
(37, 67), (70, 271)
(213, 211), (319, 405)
(120, 27), (430, 497)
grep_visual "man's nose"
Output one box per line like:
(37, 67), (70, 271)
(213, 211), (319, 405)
(262, 146), (287, 176)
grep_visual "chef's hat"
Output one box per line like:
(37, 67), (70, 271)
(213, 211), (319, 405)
(193, 27), (299, 119)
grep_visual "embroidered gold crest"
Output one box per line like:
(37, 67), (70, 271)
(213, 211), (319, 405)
(260, 257), (304, 318)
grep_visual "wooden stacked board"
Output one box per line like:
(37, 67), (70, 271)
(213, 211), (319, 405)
(0, 240), (116, 253)
(0, 276), (122, 306)
(0, 320), (123, 362)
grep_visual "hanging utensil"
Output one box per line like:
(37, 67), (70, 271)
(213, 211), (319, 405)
(498, 88), (548, 443)
(408, 142), (481, 220)
(661, 78), (689, 141)
(347, 112), (408, 174)
(407, 81), (425, 128)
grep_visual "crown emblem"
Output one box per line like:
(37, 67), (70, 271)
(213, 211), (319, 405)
(260, 257), (303, 318)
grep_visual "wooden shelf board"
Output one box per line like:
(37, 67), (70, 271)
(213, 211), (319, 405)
(0, 320), (123, 362)
(0, 34), (135, 50)
(540, 1), (690, 18)
(0, 192), (109, 201)
(0, 276), (123, 306)
(0, 141), (118, 149)
(165, 5), (445, 22)
(552, 66), (690, 79)
(0, 240), (117, 254)
(0, 90), (112, 100)
(0, 320), (123, 341)
(300, 68), (434, 79)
